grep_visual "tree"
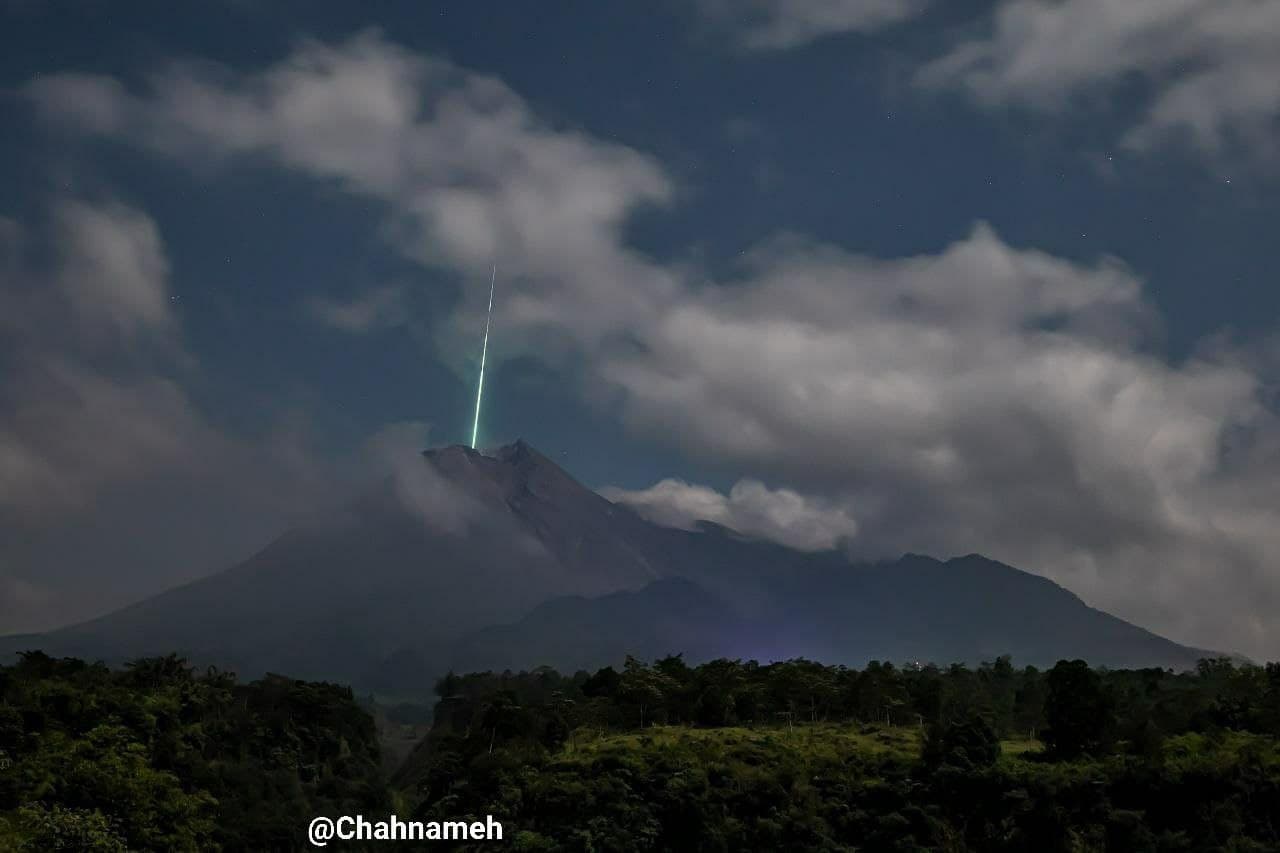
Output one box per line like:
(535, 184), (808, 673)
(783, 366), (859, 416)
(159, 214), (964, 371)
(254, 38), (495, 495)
(15, 804), (127, 853)
(1012, 665), (1047, 740)
(619, 657), (674, 728)
(978, 656), (1018, 733)
(581, 666), (621, 699)
(1261, 663), (1280, 735)
(1043, 659), (1114, 759)
(654, 655), (695, 722)
(475, 691), (529, 754)
(693, 659), (747, 726)
(122, 654), (194, 690)
(857, 661), (909, 724)
(922, 712), (1001, 771)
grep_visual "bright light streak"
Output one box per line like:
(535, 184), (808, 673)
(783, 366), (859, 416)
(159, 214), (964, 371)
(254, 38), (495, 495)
(470, 265), (495, 450)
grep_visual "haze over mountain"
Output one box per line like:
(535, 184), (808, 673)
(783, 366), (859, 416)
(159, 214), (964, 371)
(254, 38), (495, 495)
(1, 441), (1213, 693)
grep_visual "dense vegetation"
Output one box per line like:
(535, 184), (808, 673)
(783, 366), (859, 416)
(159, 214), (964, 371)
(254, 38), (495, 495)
(402, 655), (1280, 851)
(0, 652), (387, 851)
(5, 651), (1280, 850)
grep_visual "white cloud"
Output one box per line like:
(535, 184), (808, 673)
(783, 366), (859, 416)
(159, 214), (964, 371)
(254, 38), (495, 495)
(0, 200), (197, 515)
(53, 200), (173, 341)
(603, 478), (859, 551)
(508, 220), (1278, 657)
(25, 29), (677, 359)
(697, 0), (930, 49)
(23, 31), (1280, 658)
(919, 0), (1280, 159)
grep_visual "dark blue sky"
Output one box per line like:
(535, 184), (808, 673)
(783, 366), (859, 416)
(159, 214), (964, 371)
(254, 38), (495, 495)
(2, 0), (1278, 658)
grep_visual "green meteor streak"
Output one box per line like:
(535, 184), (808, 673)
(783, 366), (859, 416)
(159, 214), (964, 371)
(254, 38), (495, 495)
(470, 265), (495, 450)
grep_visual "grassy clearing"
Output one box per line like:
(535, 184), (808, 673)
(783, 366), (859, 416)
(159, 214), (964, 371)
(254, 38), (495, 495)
(563, 721), (1044, 767)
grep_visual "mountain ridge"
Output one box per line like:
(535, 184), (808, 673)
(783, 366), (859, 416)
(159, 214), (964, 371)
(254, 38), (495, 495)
(1, 440), (1218, 691)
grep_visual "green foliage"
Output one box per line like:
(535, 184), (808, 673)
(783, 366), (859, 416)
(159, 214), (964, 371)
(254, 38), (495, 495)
(399, 654), (1280, 851)
(12, 803), (127, 852)
(1044, 659), (1115, 758)
(1, 651), (387, 851)
(7, 650), (1280, 851)
(922, 711), (1001, 771)
(402, 716), (1280, 852)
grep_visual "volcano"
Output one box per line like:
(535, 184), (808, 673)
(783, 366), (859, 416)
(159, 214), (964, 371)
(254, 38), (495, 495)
(1, 441), (1213, 692)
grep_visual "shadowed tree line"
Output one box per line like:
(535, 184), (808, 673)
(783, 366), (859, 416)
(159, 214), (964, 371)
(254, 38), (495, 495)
(422, 655), (1280, 755)
(0, 652), (387, 851)
(400, 655), (1280, 851)
(5, 650), (1280, 850)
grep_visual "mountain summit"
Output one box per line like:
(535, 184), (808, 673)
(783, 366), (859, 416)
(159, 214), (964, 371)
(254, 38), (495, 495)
(2, 441), (1211, 691)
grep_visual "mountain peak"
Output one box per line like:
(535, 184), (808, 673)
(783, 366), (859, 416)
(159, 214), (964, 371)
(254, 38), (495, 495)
(419, 443), (485, 461)
(495, 438), (543, 465)
(417, 440), (592, 508)
(421, 438), (539, 463)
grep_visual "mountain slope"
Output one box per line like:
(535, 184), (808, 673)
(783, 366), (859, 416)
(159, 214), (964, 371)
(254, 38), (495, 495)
(449, 550), (1210, 673)
(1, 440), (1214, 689)
(451, 576), (752, 674)
(3, 442), (668, 688)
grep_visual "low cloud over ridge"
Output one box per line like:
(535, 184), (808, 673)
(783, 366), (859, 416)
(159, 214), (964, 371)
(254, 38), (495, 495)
(602, 478), (859, 552)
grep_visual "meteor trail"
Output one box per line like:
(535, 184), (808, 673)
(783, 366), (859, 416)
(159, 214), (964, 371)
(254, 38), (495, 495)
(470, 265), (495, 450)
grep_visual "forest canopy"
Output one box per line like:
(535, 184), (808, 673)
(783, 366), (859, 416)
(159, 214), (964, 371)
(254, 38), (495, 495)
(402, 654), (1280, 851)
(4, 651), (1280, 850)
(0, 652), (386, 851)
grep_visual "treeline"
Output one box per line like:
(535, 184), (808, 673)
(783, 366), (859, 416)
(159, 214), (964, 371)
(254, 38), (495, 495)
(423, 654), (1280, 758)
(399, 655), (1280, 851)
(0, 652), (387, 851)
(6, 652), (1280, 850)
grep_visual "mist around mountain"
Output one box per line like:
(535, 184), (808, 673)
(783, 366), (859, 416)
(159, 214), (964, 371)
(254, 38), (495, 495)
(1, 441), (1214, 693)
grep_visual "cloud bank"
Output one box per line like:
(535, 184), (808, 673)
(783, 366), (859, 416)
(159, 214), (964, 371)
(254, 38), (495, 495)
(919, 0), (1280, 160)
(690, 0), (1280, 163)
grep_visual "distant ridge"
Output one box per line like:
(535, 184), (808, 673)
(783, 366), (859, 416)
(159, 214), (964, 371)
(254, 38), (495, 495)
(1, 440), (1216, 693)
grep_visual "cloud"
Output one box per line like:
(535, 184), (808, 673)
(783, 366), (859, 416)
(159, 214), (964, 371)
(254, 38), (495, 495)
(590, 225), (1276, 656)
(696, 0), (929, 49)
(360, 421), (481, 534)
(23, 31), (1280, 659)
(0, 361), (215, 515)
(0, 198), (230, 630)
(307, 284), (408, 333)
(919, 0), (1280, 160)
(0, 196), (431, 634)
(0, 201), (196, 515)
(1, 202), (174, 350)
(518, 218), (1277, 658)
(52, 200), (174, 341)
(603, 478), (859, 551)
(25, 29), (677, 360)
(0, 574), (53, 636)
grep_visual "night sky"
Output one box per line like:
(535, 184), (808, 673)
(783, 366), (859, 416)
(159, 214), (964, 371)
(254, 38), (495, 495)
(2, 1), (1278, 659)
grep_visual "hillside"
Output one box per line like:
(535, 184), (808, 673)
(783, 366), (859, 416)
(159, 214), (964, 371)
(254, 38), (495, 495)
(452, 552), (1206, 674)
